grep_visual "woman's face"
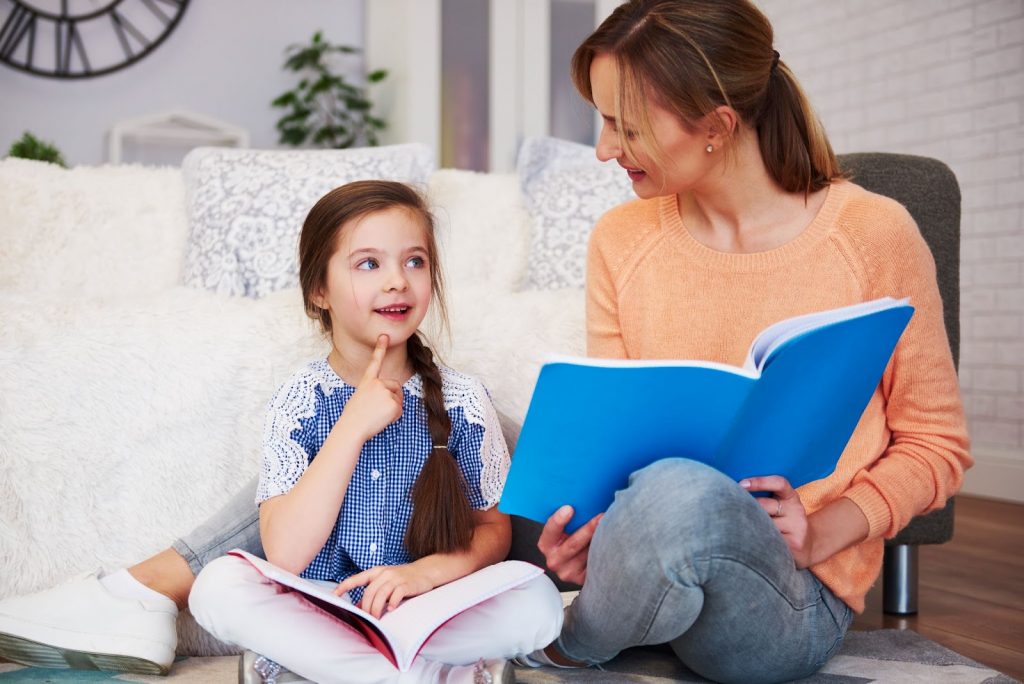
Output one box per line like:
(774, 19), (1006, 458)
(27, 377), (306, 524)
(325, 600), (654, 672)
(590, 54), (716, 199)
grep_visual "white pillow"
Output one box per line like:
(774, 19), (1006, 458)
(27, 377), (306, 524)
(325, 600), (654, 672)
(0, 158), (188, 297)
(517, 136), (635, 290)
(181, 145), (435, 298)
(427, 169), (530, 297)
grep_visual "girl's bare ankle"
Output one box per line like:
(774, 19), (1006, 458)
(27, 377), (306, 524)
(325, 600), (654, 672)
(128, 549), (195, 608)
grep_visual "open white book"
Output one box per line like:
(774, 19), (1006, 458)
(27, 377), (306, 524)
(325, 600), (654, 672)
(228, 549), (543, 671)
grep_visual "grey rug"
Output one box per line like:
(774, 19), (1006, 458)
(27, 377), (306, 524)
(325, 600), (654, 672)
(0, 630), (1017, 683)
(515, 630), (1019, 683)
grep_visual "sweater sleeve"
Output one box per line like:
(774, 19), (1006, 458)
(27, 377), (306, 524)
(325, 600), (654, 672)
(586, 218), (629, 360)
(842, 206), (972, 539)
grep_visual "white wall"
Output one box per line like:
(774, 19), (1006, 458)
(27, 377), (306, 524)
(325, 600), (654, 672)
(0, 0), (366, 166)
(759, 0), (1024, 502)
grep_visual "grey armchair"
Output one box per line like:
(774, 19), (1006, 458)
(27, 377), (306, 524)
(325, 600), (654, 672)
(839, 152), (962, 616)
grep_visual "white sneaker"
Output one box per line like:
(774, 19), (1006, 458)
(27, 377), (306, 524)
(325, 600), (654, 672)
(0, 571), (178, 674)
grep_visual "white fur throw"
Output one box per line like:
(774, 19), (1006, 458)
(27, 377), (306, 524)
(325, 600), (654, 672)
(0, 159), (189, 297)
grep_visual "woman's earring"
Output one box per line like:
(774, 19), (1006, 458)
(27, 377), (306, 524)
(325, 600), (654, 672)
(706, 144), (714, 153)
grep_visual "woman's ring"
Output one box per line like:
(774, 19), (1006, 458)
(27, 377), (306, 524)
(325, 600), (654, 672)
(773, 498), (783, 517)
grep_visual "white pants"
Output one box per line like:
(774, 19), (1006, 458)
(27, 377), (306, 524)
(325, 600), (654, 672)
(189, 555), (564, 684)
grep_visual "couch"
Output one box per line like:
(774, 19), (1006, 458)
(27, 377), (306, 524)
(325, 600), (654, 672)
(0, 141), (959, 676)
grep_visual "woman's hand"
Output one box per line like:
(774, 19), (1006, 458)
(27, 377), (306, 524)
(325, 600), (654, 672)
(334, 564), (434, 618)
(537, 505), (603, 585)
(741, 476), (814, 568)
(337, 335), (404, 443)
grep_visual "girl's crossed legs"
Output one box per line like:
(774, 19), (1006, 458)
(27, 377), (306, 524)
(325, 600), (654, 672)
(189, 555), (563, 684)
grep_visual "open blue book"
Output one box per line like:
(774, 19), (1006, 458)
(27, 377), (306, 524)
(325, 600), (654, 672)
(498, 297), (914, 532)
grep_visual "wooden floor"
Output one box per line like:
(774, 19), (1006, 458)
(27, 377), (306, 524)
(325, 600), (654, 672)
(852, 494), (1024, 680)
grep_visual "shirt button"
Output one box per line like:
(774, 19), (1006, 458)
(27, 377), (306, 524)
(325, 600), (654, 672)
(371, 469), (381, 481)
(369, 542), (378, 554)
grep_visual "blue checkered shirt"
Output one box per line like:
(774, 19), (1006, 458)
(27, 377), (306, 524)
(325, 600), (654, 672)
(257, 358), (510, 602)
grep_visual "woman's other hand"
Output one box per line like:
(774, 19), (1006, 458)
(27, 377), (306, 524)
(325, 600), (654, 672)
(741, 475), (869, 569)
(741, 476), (814, 568)
(537, 505), (603, 585)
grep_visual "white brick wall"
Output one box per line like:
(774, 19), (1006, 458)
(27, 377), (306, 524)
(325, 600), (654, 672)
(759, 0), (1024, 501)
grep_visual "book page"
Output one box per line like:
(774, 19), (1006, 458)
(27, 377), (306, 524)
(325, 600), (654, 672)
(229, 550), (542, 671)
(745, 297), (907, 372)
(544, 353), (758, 378)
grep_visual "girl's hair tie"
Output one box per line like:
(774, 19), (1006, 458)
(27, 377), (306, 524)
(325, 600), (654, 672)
(771, 49), (780, 72)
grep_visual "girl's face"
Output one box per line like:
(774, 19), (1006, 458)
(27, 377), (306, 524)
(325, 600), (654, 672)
(590, 54), (716, 199)
(315, 207), (433, 352)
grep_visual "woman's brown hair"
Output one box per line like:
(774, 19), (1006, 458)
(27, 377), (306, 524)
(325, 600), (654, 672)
(570, 0), (843, 194)
(298, 180), (473, 558)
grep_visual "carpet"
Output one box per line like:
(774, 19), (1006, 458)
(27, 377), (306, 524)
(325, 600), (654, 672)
(0, 630), (1017, 683)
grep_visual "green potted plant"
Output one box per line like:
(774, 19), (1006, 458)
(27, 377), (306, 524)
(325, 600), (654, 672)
(7, 132), (67, 167)
(272, 31), (388, 148)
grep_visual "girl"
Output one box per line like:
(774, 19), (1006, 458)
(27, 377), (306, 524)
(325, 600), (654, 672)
(187, 180), (562, 684)
(526, 1), (971, 682)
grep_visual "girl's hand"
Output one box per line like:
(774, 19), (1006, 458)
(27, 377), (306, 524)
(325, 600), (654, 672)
(741, 476), (813, 568)
(537, 505), (603, 585)
(333, 564), (434, 618)
(338, 335), (404, 443)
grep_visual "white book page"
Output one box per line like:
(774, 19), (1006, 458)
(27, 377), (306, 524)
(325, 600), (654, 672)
(743, 297), (906, 372)
(545, 353), (760, 379)
(231, 550), (542, 671)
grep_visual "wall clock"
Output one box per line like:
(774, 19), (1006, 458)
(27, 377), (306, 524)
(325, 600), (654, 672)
(0, 0), (189, 79)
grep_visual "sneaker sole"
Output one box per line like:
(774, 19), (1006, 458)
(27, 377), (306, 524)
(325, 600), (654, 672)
(0, 631), (169, 675)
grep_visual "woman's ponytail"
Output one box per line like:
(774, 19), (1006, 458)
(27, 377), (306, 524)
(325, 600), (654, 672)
(404, 333), (474, 558)
(757, 60), (842, 195)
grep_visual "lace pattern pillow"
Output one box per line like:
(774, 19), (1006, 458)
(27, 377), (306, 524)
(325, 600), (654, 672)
(517, 136), (635, 290)
(182, 145), (435, 298)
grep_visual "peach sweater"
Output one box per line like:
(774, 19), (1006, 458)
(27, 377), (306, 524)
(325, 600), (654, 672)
(586, 180), (971, 612)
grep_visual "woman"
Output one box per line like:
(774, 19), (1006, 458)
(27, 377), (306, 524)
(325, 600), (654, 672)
(521, 1), (970, 682)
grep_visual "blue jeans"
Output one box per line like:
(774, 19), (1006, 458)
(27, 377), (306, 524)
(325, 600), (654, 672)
(556, 459), (853, 684)
(171, 476), (264, 576)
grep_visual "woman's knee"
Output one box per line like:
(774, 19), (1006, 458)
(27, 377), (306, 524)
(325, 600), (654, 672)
(615, 459), (742, 526)
(594, 459), (754, 564)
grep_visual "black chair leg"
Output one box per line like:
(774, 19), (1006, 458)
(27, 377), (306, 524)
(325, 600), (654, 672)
(883, 544), (919, 615)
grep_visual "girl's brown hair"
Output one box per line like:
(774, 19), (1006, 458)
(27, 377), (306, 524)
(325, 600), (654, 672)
(571, 0), (843, 194)
(298, 180), (473, 558)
